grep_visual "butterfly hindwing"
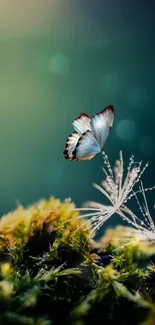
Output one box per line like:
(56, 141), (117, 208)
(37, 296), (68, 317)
(64, 132), (81, 160)
(72, 113), (91, 134)
(73, 130), (100, 161)
(90, 105), (114, 150)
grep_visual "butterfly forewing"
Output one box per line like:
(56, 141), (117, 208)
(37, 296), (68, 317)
(72, 113), (91, 134)
(90, 105), (114, 150)
(73, 130), (100, 161)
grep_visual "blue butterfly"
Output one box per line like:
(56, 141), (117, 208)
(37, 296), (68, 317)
(64, 105), (114, 161)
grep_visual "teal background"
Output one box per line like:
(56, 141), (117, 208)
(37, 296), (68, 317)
(0, 1), (154, 223)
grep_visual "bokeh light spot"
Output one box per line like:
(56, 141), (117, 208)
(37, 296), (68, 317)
(140, 136), (154, 157)
(45, 164), (64, 187)
(127, 86), (147, 107)
(116, 119), (137, 141)
(101, 72), (122, 93)
(49, 53), (69, 75)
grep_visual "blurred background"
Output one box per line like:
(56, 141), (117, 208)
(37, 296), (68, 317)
(0, 0), (155, 229)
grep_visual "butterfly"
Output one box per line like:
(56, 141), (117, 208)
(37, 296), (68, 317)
(64, 105), (114, 161)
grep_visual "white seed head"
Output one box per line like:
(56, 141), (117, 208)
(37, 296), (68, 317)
(78, 151), (155, 240)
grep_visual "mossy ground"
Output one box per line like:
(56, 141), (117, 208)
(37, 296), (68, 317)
(0, 197), (155, 325)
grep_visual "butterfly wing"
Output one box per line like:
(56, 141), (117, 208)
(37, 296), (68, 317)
(90, 105), (114, 150)
(64, 132), (81, 160)
(73, 130), (101, 161)
(72, 113), (91, 134)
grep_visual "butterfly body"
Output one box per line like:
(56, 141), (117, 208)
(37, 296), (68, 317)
(64, 105), (114, 161)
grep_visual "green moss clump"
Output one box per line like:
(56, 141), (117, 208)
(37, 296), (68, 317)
(0, 200), (155, 324)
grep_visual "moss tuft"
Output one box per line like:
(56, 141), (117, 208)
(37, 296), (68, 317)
(0, 199), (155, 324)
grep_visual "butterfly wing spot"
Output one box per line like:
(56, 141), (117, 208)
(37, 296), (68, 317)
(73, 130), (101, 161)
(64, 132), (81, 160)
(72, 113), (91, 134)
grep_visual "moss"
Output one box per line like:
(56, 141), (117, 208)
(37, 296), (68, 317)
(0, 199), (155, 324)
